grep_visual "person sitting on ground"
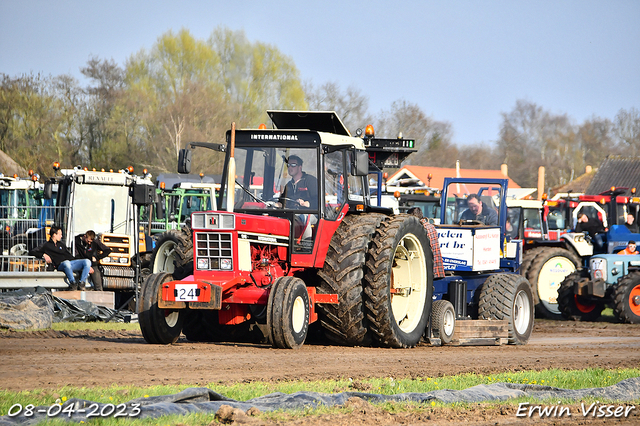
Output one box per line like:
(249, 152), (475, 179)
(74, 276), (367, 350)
(617, 240), (638, 255)
(29, 226), (91, 291)
(574, 212), (606, 238)
(624, 213), (639, 233)
(74, 230), (112, 291)
(459, 194), (498, 226)
(408, 207), (445, 278)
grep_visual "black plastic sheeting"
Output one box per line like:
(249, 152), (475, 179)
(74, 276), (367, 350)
(0, 287), (132, 329)
(1, 377), (638, 425)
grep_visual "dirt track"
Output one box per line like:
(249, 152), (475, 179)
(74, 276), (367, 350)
(1, 319), (639, 392)
(1, 320), (640, 425)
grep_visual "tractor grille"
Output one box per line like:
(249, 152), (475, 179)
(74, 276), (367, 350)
(195, 232), (233, 271)
(102, 266), (136, 278)
(102, 276), (136, 290)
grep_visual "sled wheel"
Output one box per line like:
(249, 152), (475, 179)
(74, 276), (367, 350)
(478, 274), (534, 345)
(431, 299), (456, 344)
(138, 272), (184, 344)
(268, 276), (310, 349)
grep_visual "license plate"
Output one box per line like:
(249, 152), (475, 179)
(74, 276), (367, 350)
(174, 284), (200, 301)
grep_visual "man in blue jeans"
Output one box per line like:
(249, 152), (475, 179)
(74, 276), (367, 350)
(30, 226), (91, 291)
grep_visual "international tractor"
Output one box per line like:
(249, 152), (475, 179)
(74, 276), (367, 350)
(139, 111), (534, 349)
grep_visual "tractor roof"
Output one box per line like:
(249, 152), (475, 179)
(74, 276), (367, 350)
(267, 110), (351, 136)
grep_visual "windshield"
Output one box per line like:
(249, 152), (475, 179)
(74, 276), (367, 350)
(442, 183), (503, 226)
(547, 205), (567, 230)
(223, 146), (319, 212)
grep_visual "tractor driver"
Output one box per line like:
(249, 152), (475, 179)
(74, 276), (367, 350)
(279, 155), (318, 209)
(460, 194), (499, 226)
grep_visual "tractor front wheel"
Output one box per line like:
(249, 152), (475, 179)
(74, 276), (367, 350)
(138, 272), (184, 344)
(478, 274), (534, 345)
(557, 271), (605, 321)
(267, 276), (310, 349)
(613, 272), (640, 324)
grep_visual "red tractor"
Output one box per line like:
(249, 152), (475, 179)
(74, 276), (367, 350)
(139, 111), (432, 348)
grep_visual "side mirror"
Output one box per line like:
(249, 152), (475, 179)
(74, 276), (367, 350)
(353, 151), (370, 176)
(178, 149), (192, 174)
(186, 196), (192, 209)
(44, 181), (53, 200)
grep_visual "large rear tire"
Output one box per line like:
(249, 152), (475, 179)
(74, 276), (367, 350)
(478, 274), (534, 345)
(317, 213), (386, 346)
(138, 272), (184, 344)
(612, 272), (640, 324)
(365, 215), (433, 348)
(150, 228), (193, 279)
(524, 247), (580, 319)
(557, 270), (605, 321)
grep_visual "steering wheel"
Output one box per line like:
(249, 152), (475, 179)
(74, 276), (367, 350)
(458, 219), (484, 226)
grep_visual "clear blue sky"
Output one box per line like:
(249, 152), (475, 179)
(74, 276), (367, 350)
(1, 0), (638, 145)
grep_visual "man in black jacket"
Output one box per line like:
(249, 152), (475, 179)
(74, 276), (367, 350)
(29, 226), (91, 291)
(575, 212), (606, 238)
(75, 230), (111, 291)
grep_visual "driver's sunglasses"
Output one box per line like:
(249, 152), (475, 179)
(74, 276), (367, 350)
(288, 163), (299, 167)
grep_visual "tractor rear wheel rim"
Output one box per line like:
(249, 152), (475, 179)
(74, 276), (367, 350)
(391, 234), (427, 333)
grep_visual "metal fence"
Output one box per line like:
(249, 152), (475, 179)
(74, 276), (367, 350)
(0, 206), (70, 272)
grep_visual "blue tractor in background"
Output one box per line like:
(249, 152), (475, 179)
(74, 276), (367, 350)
(557, 225), (640, 323)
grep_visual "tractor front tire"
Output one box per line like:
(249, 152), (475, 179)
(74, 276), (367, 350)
(431, 299), (456, 344)
(267, 276), (310, 349)
(138, 272), (184, 344)
(365, 215), (433, 348)
(612, 272), (640, 324)
(557, 270), (605, 321)
(317, 213), (386, 346)
(150, 228), (193, 279)
(478, 274), (534, 345)
(524, 247), (580, 319)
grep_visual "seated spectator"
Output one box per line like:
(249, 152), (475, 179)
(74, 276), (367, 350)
(75, 230), (112, 291)
(29, 226), (91, 291)
(617, 240), (638, 255)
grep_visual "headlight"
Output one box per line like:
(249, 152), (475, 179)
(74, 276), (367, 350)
(119, 257), (128, 264)
(590, 258), (607, 281)
(197, 258), (209, 269)
(103, 257), (111, 263)
(220, 258), (232, 270)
